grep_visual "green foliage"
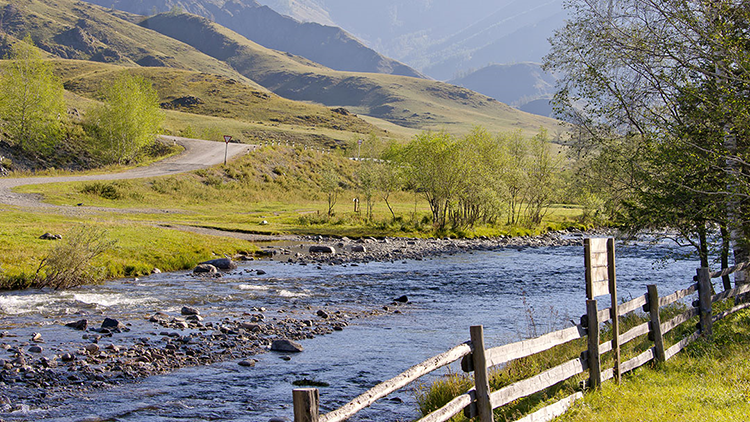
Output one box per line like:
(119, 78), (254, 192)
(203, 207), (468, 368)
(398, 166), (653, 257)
(89, 72), (163, 164)
(80, 181), (123, 200)
(0, 35), (66, 155)
(33, 225), (117, 290)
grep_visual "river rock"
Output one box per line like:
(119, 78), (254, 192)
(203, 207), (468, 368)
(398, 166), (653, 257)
(394, 295), (409, 303)
(65, 319), (88, 331)
(351, 245), (367, 253)
(238, 359), (257, 367)
(101, 318), (127, 332)
(256, 269), (267, 275)
(85, 344), (100, 355)
(193, 264), (218, 274)
(271, 339), (303, 353)
(198, 258), (237, 270)
(27, 346), (43, 353)
(181, 306), (200, 316)
(309, 245), (336, 254)
(30, 333), (43, 342)
(316, 310), (329, 319)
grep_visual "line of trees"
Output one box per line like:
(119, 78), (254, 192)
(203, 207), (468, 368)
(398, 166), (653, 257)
(0, 36), (163, 165)
(349, 127), (563, 231)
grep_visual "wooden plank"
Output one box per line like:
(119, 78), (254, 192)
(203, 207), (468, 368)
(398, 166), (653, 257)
(321, 342), (472, 422)
(586, 300), (602, 389)
(659, 284), (698, 307)
(590, 252), (608, 267)
(617, 294), (648, 316)
(601, 368), (614, 382)
(599, 340), (612, 355)
(470, 326), (492, 422)
(712, 283), (750, 304)
(661, 307), (699, 335)
(589, 268), (609, 285)
(710, 261), (750, 278)
(697, 268), (713, 336)
(294, 389), (320, 422)
(485, 325), (587, 368)
(608, 238), (620, 383)
(664, 330), (701, 360)
(647, 285), (666, 363)
(620, 321), (650, 345)
(712, 301), (750, 323)
(597, 307), (611, 324)
(417, 392), (474, 422)
(489, 358), (586, 409)
(587, 237), (609, 253)
(620, 348), (655, 373)
(513, 392), (584, 422)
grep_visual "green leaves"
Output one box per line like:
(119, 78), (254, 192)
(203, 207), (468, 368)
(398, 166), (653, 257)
(89, 72), (163, 164)
(0, 35), (66, 155)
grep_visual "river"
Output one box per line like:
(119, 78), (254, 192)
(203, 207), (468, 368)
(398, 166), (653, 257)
(0, 239), (705, 421)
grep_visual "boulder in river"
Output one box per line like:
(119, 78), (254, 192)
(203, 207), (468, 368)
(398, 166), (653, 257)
(394, 295), (409, 303)
(193, 264), (218, 274)
(101, 318), (128, 332)
(181, 306), (200, 316)
(65, 319), (88, 331)
(309, 245), (336, 254)
(351, 245), (367, 253)
(197, 258), (237, 270)
(271, 339), (304, 353)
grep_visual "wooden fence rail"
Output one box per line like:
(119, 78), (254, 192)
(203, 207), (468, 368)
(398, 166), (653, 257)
(293, 261), (750, 422)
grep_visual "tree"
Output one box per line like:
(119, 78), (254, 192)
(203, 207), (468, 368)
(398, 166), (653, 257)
(90, 73), (163, 164)
(321, 169), (341, 217)
(545, 0), (750, 284)
(0, 35), (66, 155)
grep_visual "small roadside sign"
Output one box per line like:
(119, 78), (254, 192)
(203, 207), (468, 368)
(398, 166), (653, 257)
(224, 135), (232, 144)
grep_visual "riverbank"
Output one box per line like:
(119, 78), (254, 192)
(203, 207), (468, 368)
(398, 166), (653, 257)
(0, 230), (590, 416)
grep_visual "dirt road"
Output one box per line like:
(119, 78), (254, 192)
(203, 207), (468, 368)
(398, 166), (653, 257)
(0, 136), (254, 208)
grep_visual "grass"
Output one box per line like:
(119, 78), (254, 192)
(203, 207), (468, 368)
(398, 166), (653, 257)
(559, 306), (750, 422)
(414, 295), (750, 422)
(0, 210), (259, 289)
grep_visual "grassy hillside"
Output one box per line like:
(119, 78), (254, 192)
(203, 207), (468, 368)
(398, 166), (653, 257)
(0, 0), (258, 86)
(140, 12), (562, 136)
(53, 60), (382, 141)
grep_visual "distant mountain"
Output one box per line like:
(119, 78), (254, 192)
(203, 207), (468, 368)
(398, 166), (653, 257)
(82, 0), (424, 78)
(138, 11), (560, 134)
(255, 0), (566, 81)
(448, 63), (556, 117)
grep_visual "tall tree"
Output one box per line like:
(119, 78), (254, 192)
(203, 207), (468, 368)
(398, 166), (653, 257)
(90, 73), (163, 164)
(545, 0), (750, 284)
(0, 35), (66, 155)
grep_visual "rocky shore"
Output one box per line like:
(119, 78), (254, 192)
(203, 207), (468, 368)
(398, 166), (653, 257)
(265, 229), (586, 266)
(0, 229), (591, 416)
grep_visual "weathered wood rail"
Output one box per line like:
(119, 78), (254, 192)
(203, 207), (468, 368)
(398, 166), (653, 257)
(293, 260), (750, 422)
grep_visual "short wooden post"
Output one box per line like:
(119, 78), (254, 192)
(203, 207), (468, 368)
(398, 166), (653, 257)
(293, 388), (320, 422)
(647, 284), (666, 363)
(470, 325), (494, 422)
(586, 299), (602, 389)
(607, 238), (621, 383)
(697, 267), (713, 337)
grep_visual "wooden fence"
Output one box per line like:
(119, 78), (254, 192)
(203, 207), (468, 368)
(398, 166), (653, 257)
(293, 261), (750, 422)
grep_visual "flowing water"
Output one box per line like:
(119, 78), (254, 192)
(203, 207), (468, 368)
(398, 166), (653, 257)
(0, 239), (706, 421)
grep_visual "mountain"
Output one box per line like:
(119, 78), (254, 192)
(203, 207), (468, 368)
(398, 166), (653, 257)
(138, 11), (561, 134)
(0, 0), (257, 86)
(448, 63), (557, 117)
(82, 0), (424, 78)
(255, 0), (566, 81)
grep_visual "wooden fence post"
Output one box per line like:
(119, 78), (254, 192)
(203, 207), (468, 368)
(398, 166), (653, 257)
(607, 238), (621, 383)
(293, 388), (320, 422)
(697, 267), (713, 337)
(586, 299), (602, 389)
(647, 284), (666, 363)
(470, 325), (494, 422)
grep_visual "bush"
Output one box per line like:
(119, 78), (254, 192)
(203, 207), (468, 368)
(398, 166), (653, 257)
(33, 225), (117, 290)
(80, 182), (123, 200)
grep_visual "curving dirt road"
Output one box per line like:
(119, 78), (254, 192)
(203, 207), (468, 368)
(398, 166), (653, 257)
(0, 136), (254, 208)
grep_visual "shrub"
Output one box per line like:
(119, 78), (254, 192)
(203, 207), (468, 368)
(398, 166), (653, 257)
(33, 225), (117, 290)
(80, 182), (122, 200)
